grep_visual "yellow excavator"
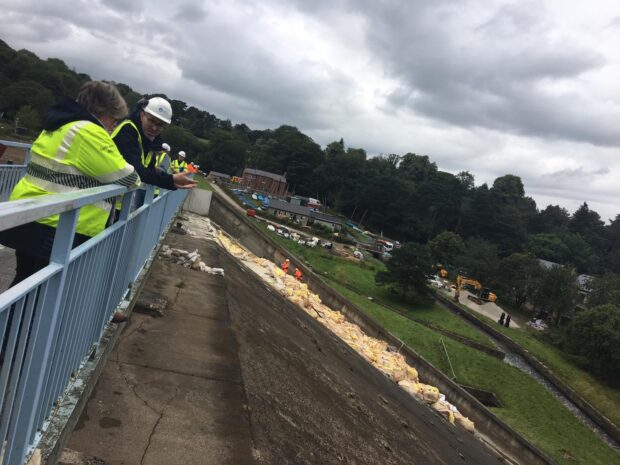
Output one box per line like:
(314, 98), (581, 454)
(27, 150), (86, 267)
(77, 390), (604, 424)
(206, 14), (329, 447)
(454, 275), (497, 305)
(433, 263), (449, 278)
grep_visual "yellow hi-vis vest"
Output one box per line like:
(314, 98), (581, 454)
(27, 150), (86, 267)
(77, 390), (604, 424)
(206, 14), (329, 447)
(142, 151), (168, 168)
(10, 120), (140, 237)
(111, 119), (149, 164)
(170, 159), (188, 173)
(111, 120), (166, 170)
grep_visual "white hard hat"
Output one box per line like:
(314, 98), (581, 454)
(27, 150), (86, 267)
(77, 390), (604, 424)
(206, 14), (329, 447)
(144, 97), (172, 124)
(161, 143), (171, 151)
(178, 151), (186, 157)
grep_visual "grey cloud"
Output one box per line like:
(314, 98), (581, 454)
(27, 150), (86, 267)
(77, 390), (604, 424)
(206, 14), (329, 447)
(173, 3), (207, 22)
(100, 0), (144, 13)
(174, 20), (359, 130)
(3, 11), (73, 43)
(357, 1), (611, 145)
(608, 16), (620, 29)
(542, 166), (610, 179)
(4, 1), (132, 42)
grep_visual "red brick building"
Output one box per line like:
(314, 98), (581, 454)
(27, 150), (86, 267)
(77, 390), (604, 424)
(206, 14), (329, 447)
(241, 168), (288, 196)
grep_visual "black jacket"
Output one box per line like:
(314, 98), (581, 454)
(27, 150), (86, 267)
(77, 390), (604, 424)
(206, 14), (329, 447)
(112, 109), (175, 190)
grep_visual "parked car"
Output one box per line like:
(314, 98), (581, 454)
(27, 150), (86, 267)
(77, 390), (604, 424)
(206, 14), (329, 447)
(428, 276), (444, 288)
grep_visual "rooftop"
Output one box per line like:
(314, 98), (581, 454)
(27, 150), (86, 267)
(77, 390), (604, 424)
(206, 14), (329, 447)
(310, 210), (343, 225)
(243, 167), (286, 183)
(268, 198), (311, 216)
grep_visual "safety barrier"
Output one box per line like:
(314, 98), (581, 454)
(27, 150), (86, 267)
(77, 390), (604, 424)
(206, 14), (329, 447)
(0, 182), (187, 465)
(0, 140), (31, 202)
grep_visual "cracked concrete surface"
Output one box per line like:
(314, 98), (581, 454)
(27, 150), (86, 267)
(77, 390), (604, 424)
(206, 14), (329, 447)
(66, 235), (255, 465)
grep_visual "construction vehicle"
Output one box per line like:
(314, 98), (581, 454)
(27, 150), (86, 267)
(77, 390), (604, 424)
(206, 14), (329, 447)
(453, 275), (497, 305)
(432, 263), (449, 278)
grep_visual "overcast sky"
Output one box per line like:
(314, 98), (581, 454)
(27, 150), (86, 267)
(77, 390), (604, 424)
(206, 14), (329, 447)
(3, 0), (620, 221)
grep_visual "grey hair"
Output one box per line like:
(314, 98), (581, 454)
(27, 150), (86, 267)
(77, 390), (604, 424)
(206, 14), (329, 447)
(76, 81), (128, 120)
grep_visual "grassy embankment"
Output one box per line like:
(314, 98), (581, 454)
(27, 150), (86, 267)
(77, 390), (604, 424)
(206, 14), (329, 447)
(257, 221), (620, 465)
(194, 176), (213, 191)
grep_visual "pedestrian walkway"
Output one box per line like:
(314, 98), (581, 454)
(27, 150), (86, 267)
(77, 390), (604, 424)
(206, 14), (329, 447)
(65, 235), (255, 465)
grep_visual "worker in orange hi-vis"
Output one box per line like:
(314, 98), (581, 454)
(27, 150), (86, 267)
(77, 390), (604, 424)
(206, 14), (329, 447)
(281, 258), (290, 273)
(294, 267), (303, 281)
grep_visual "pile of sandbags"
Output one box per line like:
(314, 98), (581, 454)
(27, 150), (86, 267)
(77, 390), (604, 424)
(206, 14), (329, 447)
(158, 245), (224, 275)
(185, 215), (219, 239)
(208, 221), (475, 433)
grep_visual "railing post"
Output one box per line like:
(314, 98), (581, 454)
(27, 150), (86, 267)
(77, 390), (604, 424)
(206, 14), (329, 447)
(96, 193), (134, 339)
(129, 186), (155, 282)
(5, 208), (78, 465)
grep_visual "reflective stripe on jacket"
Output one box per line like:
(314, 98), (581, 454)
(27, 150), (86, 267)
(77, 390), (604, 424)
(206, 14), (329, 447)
(11, 120), (140, 236)
(143, 151), (168, 169)
(170, 159), (188, 173)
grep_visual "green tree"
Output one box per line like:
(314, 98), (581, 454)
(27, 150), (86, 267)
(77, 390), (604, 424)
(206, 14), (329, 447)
(531, 267), (579, 326)
(565, 304), (620, 383)
(528, 204), (570, 234)
(526, 232), (594, 273)
(486, 175), (537, 255)
(569, 202), (608, 257)
(398, 153), (437, 183)
(15, 105), (41, 132)
(429, 231), (465, 267)
(0, 80), (54, 118)
(604, 215), (620, 274)
(209, 138), (247, 175)
(455, 171), (475, 190)
(455, 237), (500, 284)
(586, 274), (620, 309)
(376, 243), (432, 300)
(495, 253), (541, 309)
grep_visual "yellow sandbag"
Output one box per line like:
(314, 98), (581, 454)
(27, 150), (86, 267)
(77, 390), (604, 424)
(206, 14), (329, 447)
(454, 412), (475, 433)
(406, 366), (419, 382)
(431, 400), (455, 424)
(398, 379), (420, 396)
(418, 383), (441, 404)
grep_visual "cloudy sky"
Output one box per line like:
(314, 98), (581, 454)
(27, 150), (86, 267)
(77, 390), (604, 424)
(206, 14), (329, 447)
(3, 0), (620, 221)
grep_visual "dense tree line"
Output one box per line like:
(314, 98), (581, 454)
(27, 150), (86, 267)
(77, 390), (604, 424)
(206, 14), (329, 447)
(2, 39), (620, 383)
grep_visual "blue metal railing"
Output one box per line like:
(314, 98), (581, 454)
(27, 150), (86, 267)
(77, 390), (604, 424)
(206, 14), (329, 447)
(0, 141), (31, 202)
(0, 165), (187, 464)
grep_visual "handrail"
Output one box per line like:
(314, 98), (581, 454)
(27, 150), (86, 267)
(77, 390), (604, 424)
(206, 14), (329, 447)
(0, 139), (31, 202)
(0, 140), (32, 150)
(0, 167), (187, 465)
(0, 185), (126, 231)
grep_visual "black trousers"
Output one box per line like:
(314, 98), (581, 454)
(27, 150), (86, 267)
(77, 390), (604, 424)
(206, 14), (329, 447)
(10, 250), (49, 287)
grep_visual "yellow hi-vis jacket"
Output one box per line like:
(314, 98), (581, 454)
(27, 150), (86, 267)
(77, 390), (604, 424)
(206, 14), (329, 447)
(112, 120), (166, 169)
(10, 120), (140, 237)
(170, 159), (188, 173)
(143, 150), (168, 168)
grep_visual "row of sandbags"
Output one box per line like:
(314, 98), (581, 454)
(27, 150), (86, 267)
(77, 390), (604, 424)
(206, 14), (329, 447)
(159, 245), (225, 275)
(215, 230), (475, 433)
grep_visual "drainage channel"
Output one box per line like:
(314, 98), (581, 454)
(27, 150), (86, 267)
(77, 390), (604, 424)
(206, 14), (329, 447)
(440, 296), (620, 453)
(497, 343), (620, 452)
